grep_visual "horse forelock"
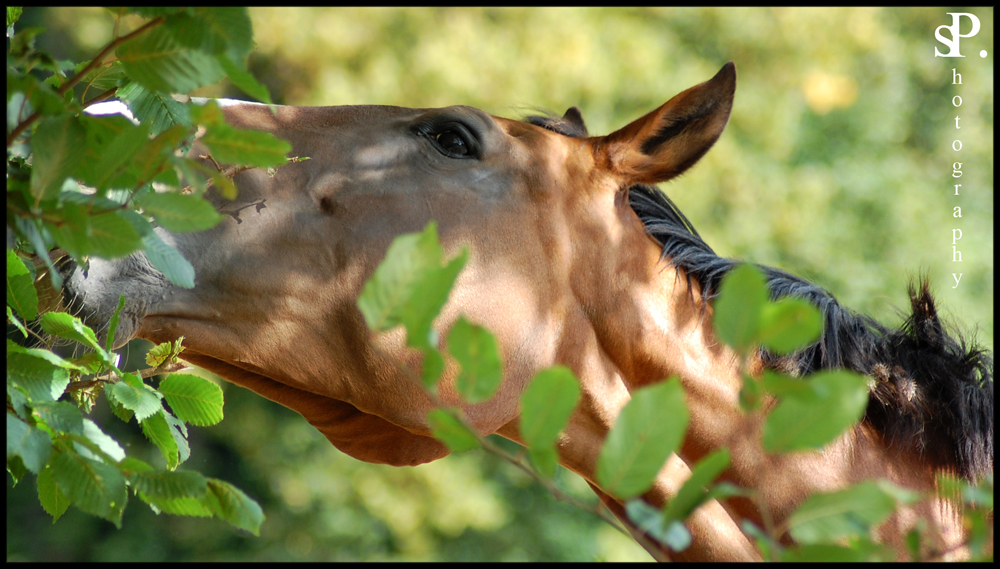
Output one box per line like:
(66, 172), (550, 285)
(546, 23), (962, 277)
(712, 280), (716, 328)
(524, 113), (590, 139)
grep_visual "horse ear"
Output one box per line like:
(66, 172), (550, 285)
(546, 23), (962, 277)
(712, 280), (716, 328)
(561, 106), (589, 137)
(593, 62), (735, 185)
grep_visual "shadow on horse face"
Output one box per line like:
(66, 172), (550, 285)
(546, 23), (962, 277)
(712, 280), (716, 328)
(64, 62), (990, 561)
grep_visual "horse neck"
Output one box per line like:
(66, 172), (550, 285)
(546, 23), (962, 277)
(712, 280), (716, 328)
(579, 226), (968, 551)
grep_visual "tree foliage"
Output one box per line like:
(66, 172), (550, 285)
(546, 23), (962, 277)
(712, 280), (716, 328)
(7, 7), (290, 538)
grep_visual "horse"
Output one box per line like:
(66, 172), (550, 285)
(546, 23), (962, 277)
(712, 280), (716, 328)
(62, 62), (992, 561)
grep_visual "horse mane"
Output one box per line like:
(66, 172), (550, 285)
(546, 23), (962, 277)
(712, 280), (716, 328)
(526, 114), (994, 481)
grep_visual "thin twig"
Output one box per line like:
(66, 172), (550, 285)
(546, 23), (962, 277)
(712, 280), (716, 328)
(199, 154), (224, 172)
(140, 361), (186, 379)
(82, 86), (119, 108)
(65, 360), (184, 392)
(369, 341), (671, 561)
(476, 435), (672, 561)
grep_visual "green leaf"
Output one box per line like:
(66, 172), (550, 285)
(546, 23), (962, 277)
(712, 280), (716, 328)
(130, 469), (207, 501)
(141, 231), (196, 288)
(203, 478), (264, 535)
(39, 312), (107, 357)
(758, 297), (823, 354)
(158, 373), (224, 426)
(148, 496), (213, 517)
(781, 543), (876, 562)
(187, 98), (225, 126)
(87, 211), (145, 259)
(29, 114), (86, 202)
(741, 520), (784, 561)
(145, 337), (185, 368)
(80, 419), (126, 462)
(7, 306), (27, 337)
(873, 479), (923, 507)
(448, 317), (503, 403)
(208, 170), (237, 200)
(519, 366), (582, 479)
(6, 249), (38, 321)
(7, 380), (31, 420)
(105, 385), (135, 423)
(712, 264), (768, 354)
(596, 378), (689, 499)
(961, 476), (993, 509)
(140, 411), (180, 470)
(78, 59), (126, 93)
(405, 250), (468, 349)
(7, 455), (28, 485)
(662, 449), (731, 523)
(33, 401), (84, 435)
(162, 411), (191, 465)
(739, 373), (764, 411)
(105, 294), (126, 352)
(118, 456), (154, 475)
(76, 117), (151, 190)
(37, 461), (71, 521)
(49, 449), (128, 527)
(117, 80), (192, 135)
(14, 216), (61, 290)
(760, 369), (813, 399)
(7, 340), (85, 372)
(8, 71), (66, 119)
(7, 352), (70, 402)
(219, 55), (273, 104)
(7, 6), (22, 28)
(357, 222), (467, 350)
(527, 446), (559, 482)
(625, 499), (691, 552)
(116, 26), (225, 94)
(199, 120), (293, 168)
(762, 370), (869, 453)
(420, 347), (446, 390)
(163, 8), (254, 63)
(111, 373), (164, 422)
(787, 480), (898, 544)
(427, 409), (480, 453)
(7, 414), (53, 474)
(68, 352), (106, 374)
(137, 191), (223, 232)
(8, 25), (42, 57)
(46, 206), (143, 261)
(199, 7), (255, 62)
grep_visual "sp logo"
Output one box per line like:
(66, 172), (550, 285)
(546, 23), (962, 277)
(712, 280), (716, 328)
(935, 12), (981, 57)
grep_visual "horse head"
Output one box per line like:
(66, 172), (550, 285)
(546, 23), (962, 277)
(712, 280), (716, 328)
(63, 64), (736, 459)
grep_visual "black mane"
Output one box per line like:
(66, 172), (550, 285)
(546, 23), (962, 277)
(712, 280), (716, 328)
(526, 114), (994, 481)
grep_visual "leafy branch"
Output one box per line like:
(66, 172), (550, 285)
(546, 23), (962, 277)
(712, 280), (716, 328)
(6, 17), (165, 147)
(7, 7), (287, 537)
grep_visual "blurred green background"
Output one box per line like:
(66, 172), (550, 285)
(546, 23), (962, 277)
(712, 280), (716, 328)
(7, 7), (993, 562)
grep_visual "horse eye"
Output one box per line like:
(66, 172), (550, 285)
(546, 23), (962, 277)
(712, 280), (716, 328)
(435, 131), (469, 157)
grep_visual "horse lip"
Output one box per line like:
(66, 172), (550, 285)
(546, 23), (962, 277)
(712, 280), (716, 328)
(59, 253), (168, 349)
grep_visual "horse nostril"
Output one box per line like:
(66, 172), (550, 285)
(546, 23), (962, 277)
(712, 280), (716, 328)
(319, 196), (344, 217)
